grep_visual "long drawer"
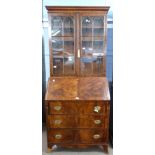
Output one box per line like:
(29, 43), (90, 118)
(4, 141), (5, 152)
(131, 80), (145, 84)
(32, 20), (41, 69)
(47, 115), (106, 128)
(48, 101), (107, 115)
(48, 129), (107, 144)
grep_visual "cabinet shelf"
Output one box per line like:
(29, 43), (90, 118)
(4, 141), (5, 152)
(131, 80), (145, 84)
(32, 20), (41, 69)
(82, 27), (104, 29)
(51, 36), (74, 38)
(51, 37), (74, 41)
(52, 26), (74, 29)
(81, 36), (104, 41)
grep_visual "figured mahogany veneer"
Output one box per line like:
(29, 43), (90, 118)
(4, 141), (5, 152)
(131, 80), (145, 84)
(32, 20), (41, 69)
(46, 77), (110, 101)
(45, 77), (110, 153)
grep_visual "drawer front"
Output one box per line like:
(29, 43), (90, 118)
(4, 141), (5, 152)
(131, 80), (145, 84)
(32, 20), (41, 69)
(79, 101), (105, 114)
(48, 129), (75, 143)
(78, 129), (106, 143)
(48, 115), (77, 128)
(78, 115), (105, 128)
(49, 101), (77, 114)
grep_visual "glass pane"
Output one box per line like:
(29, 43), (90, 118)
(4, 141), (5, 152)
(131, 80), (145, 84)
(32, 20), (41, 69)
(93, 17), (104, 27)
(51, 37), (63, 51)
(82, 40), (93, 57)
(93, 40), (104, 56)
(64, 40), (74, 54)
(64, 17), (74, 36)
(64, 56), (75, 75)
(93, 28), (104, 36)
(80, 56), (104, 75)
(93, 57), (104, 74)
(82, 17), (92, 36)
(93, 17), (104, 36)
(80, 57), (92, 74)
(53, 57), (63, 75)
(51, 17), (63, 36)
(80, 57), (96, 74)
(82, 28), (92, 36)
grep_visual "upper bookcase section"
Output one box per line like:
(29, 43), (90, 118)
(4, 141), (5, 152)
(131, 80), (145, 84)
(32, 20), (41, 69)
(46, 6), (110, 77)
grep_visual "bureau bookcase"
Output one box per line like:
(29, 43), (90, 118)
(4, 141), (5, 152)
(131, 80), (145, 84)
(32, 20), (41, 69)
(45, 6), (110, 153)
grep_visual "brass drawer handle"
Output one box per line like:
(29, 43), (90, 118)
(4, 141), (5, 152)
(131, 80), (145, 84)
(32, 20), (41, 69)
(54, 120), (62, 125)
(54, 105), (62, 111)
(55, 134), (62, 139)
(94, 106), (101, 113)
(93, 134), (101, 139)
(94, 120), (101, 124)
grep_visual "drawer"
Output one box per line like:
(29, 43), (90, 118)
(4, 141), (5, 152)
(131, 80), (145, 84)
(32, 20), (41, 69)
(78, 129), (106, 143)
(47, 115), (77, 128)
(48, 101), (77, 114)
(48, 129), (75, 143)
(79, 101), (105, 114)
(78, 115), (105, 128)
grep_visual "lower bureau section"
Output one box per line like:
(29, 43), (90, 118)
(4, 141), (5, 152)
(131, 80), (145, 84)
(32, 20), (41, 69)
(47, 129), (108, 144)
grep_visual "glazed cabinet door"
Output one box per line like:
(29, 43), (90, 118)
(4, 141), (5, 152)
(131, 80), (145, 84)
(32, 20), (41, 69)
(48, 13), (107, 76)
(49, 14), (76, 76)
(79, 14), (107, 76)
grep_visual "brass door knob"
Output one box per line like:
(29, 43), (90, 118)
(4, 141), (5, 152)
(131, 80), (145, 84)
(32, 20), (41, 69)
(93, 134), (101, 139)
(94, 106), (101, 113)
(54, 105), (62, 111)
(54, 120), (62, 125)
(55, 134), (62, 139)
(94, 120), (101, 124)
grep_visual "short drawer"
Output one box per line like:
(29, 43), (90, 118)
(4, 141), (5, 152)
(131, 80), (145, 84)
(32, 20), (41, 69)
(79, 101), (105, 114)
(48, 129), (75, 143)
(47, 115), (77, 128)
(48, 101), (77, 114)
(78, 129), (106, 143)
(78, 115), (105, 128)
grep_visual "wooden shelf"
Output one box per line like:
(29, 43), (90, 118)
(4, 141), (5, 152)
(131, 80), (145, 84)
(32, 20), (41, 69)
(82, 27), (104, 29)
(51, 36), (74, 41)
(81, 36), (104, 41)
(51, 36), (74, 38)
(52, 26), (74, 29)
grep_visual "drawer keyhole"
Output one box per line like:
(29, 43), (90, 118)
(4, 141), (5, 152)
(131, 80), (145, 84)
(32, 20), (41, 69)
(94, 106), (101, 113)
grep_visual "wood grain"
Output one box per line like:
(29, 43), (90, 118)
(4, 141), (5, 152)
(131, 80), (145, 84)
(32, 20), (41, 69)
(45, 77), (110, 101)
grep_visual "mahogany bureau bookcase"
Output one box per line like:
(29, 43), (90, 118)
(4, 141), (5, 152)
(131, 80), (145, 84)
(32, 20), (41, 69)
(45, 6), (110, 153)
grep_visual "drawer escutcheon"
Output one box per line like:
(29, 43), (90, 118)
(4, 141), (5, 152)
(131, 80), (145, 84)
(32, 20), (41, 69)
(94, 106), (101, 113)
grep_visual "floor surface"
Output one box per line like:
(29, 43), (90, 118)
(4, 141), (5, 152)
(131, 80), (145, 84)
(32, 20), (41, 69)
(42, 126), (113, 155)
